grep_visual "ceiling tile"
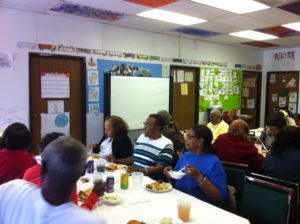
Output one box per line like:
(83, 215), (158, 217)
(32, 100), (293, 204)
(241, 41), (279, 48)
(0, 0), (60, 13)
(160, 0), (235, 21)
(247, 8), (300, 25)
(171, 27), (222, 37)
(193, 21), (242, 33)
(50, 2), (127, 21)
(279, 1), (300, 16)
(256, 26), (300, 37)
(65, 0), (150, 14)
(216, 15), (273, 30)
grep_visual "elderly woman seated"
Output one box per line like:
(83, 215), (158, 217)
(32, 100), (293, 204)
(164, 125), (227, 206)
(214, 119), (264, 172)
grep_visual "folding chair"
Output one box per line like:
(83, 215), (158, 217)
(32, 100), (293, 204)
(221, 161), (249, 213)
(241, 175), (294, 224)
(249, 172), (299, 224)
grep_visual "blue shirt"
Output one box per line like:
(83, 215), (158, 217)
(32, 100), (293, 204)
(174, 152), (227, 204)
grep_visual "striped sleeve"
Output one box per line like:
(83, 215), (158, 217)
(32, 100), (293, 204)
(157, 143), (174, 166)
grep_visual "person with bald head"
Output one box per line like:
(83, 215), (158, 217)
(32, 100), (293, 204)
(0, 136), (103, 224)
(207, 109), (229, 142)
(214, 119), (263, 172)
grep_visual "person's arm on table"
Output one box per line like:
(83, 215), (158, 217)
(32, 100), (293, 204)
(80, 181), (106, 210)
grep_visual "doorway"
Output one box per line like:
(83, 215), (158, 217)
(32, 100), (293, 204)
(241, 71), (262, 128)
(170, 66), (199, 131)
(29, 53), (86, 154)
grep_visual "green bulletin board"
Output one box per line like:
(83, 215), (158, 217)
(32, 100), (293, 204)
(199, 67), (243, 112)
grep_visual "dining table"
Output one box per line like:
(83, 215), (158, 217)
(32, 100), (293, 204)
(77, 162), (250, 224)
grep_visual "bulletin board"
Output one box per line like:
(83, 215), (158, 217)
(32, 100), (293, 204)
(265, 71), (299, 119)
(199, 68), (242, 112)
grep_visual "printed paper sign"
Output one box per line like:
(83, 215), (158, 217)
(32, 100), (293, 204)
(48, 101), (64, 113)
(289, 92), (297, 103)
(88, 87), (99, 102)
(41, 72), (70, 98)
(272, 94), (278, 102)
(177, 70), (184, 83)
(278, 97), (287, 107)
(181, 83), (188, 95)
(242, 88), (249, 98)
(184, 72), (193, 82)
(270, 74), (276, 83)
(247, 99), (255, 109)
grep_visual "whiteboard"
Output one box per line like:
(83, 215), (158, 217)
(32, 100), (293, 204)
(0, 108), (28, 136)
(111, 76), (169, 130)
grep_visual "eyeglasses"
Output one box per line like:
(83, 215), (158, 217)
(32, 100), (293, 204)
(186, 134), (197, 140)
(143, 122), (154, 127)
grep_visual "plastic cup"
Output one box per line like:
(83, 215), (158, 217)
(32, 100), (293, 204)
(177, 198), (191, 222)
(132, 172), (144, 189)
(96, 158), (106, 173)
(93, 172), (104, 185)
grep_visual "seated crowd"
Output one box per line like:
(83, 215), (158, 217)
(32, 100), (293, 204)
(0, 109), (299, 224)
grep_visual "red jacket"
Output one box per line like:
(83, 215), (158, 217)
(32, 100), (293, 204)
(23, 163), (99, 210)
(0, 148), (36, 184)
(214, 134), (264, 172)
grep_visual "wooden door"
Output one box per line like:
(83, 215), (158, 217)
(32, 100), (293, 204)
(241, 71), (262, 128)
(170, 66), (199, 131)
(266, 71), (299, 122)
(29, 53), (86, 154)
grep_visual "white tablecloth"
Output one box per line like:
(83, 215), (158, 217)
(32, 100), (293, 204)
(78, 172), (250, 224)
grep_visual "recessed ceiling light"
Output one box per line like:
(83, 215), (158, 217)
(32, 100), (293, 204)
(137, 9), (206, 26)
(230, 30), (278, 40)
(190, 0), (270, 14)
(282, 22), (300, 32)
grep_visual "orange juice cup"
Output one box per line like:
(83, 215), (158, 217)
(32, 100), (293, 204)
(177, 198), (191, 222)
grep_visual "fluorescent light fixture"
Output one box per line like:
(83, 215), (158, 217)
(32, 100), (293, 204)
(282, 22), (300, 32)
(137, 9), (206, 26)
(190, 0), (270, 14)
(230, 30), (278, 40)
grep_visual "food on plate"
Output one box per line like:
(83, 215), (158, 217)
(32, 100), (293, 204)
(89, 153), (99, 159)
(78, 188), (92, 202)
(160, 217), (173, 224)
(80, 177), (90, 183)
(105, 163), (118, 171)
(103, 194), (120, 202)
(127, 220), (145, 224)
(145, 181), (171, 192)
(105, 163), (128, 171)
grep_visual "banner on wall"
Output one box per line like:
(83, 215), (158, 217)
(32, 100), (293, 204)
(271, 50), (295, 70)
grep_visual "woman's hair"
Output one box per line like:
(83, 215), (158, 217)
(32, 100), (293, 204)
(271, 126), (300, 155)
(1, 122), (31, 150)
(40, 132), (65, 153)
(267, 111), (286, 128)
(228, 119), (249, 139)
(106, 115), (129, 137)
(192, 124), (216, 153)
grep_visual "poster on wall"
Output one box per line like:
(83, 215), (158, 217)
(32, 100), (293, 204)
(289, 92), (297, 103)
(271, 50), (295, 70)
(41, 72), (70, 98)
(0, 51), (13, 70)
(289, 103), (297, 114)
(48, 101), (64, 113)
(87, 56), (97, 69)
(0, 108), (28, 135)
(278, 97), (287, 107)
(41, 112), (70, 138)
(87, 70), (99, 85)
(89, 103), (100, 116)
(88, 87), (99, 102)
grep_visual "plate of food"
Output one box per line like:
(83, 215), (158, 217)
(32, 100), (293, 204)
(103, 193), (122, 205)
(105, 163), (128, 171)
(78, 188), (92, 202)
(145, 181), (172, 193)
(159, 217), (183, 224)
(88, 153), (99, 159)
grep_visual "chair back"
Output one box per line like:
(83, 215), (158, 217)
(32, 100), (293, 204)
(241, 175), (294, 224)
(249, 173), (299, 224)
(222, 161), (249, 199)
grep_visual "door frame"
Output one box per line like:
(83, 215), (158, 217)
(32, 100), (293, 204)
(29, 52), (87, 144)
(169, 65), (200, 125)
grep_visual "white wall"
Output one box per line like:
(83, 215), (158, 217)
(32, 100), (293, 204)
(0, 7), (264, 142)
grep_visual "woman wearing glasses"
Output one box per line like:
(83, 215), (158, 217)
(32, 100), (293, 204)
(164, 125), (227, 206)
